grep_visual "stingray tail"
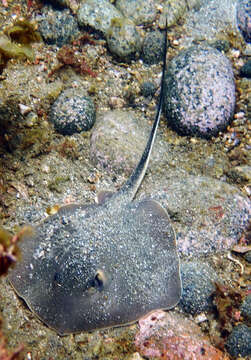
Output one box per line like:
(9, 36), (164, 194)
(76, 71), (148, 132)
(120, 21), (168, 200)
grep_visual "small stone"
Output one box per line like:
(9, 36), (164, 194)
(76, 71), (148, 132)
(77, 0), (122, 35)
(210, 39), (230, 52)
(236, 0), (251, 43)
(244, 251), (251, 263)
(115, 0), (156, 25)
(141, 31), (166, 65)
(240, 295), (251, 322)
(38, 7), (79, 47)
(49, 89), (95, 135)
(227, 165), (251, 183)
(179, 261), (217, 315)
(225, 324), (251, 357)
(106, 17), (141, 62)
(19, 104), (31, 115)
(25, 112), (38, 127)
(140, 81), (157, 97)
(163, 45), (235, 138)
(240, 59), (251, 78)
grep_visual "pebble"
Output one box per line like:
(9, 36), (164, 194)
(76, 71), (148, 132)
(140, 81), (157, 97)
(179, 261), (217, 315)
(49, 89), (96, 135)
(141, 30), (166, 65)
(236, 0), (251, 43)
(115, 0), (156, 25)
(163, 44), (236, 138)
(38, 7), (79, 47)
(227, 165), (251, 183)
(209, 39), (230, 53)
(240, 295), (251, 322)
(106, 18), (141, 62)
(90, 110), (151, 175)
(240, 59), (251, 78)
(77, 0), (122, 35)
(244, 251), (251, 263)
(225, 324), (251, 357)
(135, 310), (226, 360)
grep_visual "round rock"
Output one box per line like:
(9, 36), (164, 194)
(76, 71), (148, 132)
(240, 59), (251, 78)
(179, 261), (217, 315)
(240, 295), (251, 322)
(140, 81), (157, 97)
(77, 0), (123, 35)
(106, 18), (141, 62)
(141, 31), (166, 65)
(163, 45), (236, 138)
(50, 89), (95, 135)
(225, 324), (251, 357)
(38, 8), (79, 47)
(115, 0), (156, 25)
(236, 0), (251, 43)
(90, 110), (150, 175)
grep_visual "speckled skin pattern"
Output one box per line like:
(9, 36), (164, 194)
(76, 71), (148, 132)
(9, 197), (180, 334)
(164, 45), (236, 138)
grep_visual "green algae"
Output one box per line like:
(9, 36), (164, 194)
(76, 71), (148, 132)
(0, 19), (41, 61)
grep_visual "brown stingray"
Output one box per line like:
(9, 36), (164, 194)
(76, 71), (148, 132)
(8, 24), (181, 335)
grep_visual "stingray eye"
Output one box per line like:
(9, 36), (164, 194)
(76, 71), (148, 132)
(91, 270), (107, 291)
(53, 272), (63, 287)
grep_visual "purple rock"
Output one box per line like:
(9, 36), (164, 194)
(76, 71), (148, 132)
(237, 0), (251, 43)
(163, 45), (236, 138)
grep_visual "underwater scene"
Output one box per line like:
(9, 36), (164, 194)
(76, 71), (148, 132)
(0, 0), (250, 359)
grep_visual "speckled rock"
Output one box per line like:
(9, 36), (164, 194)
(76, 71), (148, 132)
(240, 59), (251, 77)
(135, 310), (227, 360)
(225, 324), (251, 357)
(49, 89), (95, 135)
(179, 262), (217, 315)
(38, 7), (79, 46)
(163, 45), (235, 138)
(179, 0), (237, 47)
(148, 172), (251, 257)
(159, 0), (187, 28)
(106, 18), (141, 62)
(77, 0), (123, 35)
(240, 295), (251, 322)
(90, 110), (151, 174)
(115, 0), (156, 25)
(141, 31), (166, 65)
(237, 0), (251, 43)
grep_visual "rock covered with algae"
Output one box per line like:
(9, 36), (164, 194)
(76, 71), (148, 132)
(0, 19), (41, 64)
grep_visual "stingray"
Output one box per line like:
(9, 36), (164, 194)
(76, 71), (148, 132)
(8, 26), (181, 335)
